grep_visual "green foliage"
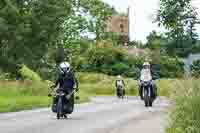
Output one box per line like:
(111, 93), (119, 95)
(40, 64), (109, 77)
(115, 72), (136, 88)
(166, 79), (200, 133)
(158, 0), (199, 57)
(146, 31), (160, 50)
(67, 40), (184, 79)
(0, 56), (18, 74)
(111, 63), (129, 75)
(101, 32), (121, 46)
(0, 96), (49, 113)
(18, 65), (41, 81)
(76, 44), (144, 77)
(79, 0), (115, 40)
(0, 80), (50, 112)
(0, 0), (116, 77)
(0, 0), (73, 75)
(128, 40), (144, 48)
(156, 79), (173, 97)
(77, 72), (137, 96)
(160, 56), (184, 78)
(191, 60), (200, 78)
(0, 72), (138, 112)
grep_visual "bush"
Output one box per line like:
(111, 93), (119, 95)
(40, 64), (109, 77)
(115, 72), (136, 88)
(63, 42), (184, 79)
(76, 45), (144, 78)
(0, 56), (18, 73)
(88, 47), (126, 67)
(111, 63), (129, 75)
(191, 60), (200, 78)
(0, 69), (11, 80)
(160, 56), (184, 78)
(18, 65), (42, 81)
(77, 47), (185, 79)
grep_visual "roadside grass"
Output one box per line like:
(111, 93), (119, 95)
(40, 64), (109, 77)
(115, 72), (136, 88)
(156, 79), (178, 97)
(0, 80), (50, 113)
(77, 72), (137, 96)
(0, 96), (49, 112)
(0, 72), (181, 113)
(0, 72), (190, 112)
(2, 74), (199, 132)
(164, 78), (200, 133)
(0, 72), (138, 113)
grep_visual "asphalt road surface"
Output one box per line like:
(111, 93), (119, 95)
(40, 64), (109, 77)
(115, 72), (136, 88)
(0, 96), (170, 133)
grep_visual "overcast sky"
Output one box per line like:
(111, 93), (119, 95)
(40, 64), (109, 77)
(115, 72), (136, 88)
(102, 0), (200, 43)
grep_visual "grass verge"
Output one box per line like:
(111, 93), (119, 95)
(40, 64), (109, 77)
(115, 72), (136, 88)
(163, 78), (200, 133)
(0, 72), (138, 113)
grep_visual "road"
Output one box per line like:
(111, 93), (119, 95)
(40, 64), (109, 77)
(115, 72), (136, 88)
(0, 96), (170, 133)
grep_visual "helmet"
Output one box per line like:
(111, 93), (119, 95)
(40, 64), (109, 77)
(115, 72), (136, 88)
(143, 62), (150, 66)
(59, 62), (70, 74)
(143, 62), (150, 69)
(117, 75), (121, 79)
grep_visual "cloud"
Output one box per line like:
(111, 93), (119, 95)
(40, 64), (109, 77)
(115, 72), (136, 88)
(129, 0), (160, 43)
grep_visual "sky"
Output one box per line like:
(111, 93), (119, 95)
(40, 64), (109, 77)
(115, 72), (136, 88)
(102, 0), (200, 43)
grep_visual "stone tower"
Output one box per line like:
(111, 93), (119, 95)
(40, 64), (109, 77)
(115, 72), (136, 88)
(105, 8), (130, 46)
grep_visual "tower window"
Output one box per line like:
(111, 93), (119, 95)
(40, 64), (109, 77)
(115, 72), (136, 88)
(120, 24), (124, 32)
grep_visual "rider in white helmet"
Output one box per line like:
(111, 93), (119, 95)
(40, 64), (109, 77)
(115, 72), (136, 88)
(140, 62), (152, 81)
(53, 61), (78, 114)
(55, 61), (78, 91)
(115, 75), (125, 97)
(139, 62), (157, 100)
(115, 75), (125, 87)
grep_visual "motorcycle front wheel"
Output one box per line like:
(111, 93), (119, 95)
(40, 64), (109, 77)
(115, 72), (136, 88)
(57, 97), (63, 119)
(144, 89), (149, 107)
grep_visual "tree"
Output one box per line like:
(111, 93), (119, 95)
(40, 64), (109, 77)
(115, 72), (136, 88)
(157, 0), (199, 56)
(0, 0), (72, 72)
(146, 31), (160, 50)
(61, 0), (116, 47)
(80, 0), (115, 41)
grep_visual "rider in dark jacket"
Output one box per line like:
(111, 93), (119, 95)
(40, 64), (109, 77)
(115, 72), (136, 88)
(53, 62), (78, 114)
(55, 62), (78, 91)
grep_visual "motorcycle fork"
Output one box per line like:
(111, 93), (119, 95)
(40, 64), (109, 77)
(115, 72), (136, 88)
(143, 86), (150, 97)
(142, 87), (145, 97)
(148, 87), (151, 97)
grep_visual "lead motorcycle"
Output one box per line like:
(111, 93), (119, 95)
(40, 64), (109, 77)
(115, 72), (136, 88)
(48, 86), (78, 119)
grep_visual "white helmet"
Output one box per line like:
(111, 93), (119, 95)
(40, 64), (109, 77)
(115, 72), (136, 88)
(117, 75), (121, 79)
(143, 62), (150, 69)
(59, 62), (70, 74)
(143, 62), (150, 66)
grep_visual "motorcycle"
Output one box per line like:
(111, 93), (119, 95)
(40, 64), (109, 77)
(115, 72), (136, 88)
(116, 85), (125, 99)
(141, 80), (154, 107)
(48, 86), (79, 119)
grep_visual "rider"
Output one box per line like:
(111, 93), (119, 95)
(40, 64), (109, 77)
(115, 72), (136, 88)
(138, 62), (157, 100)
(115, 75), (125, 95)
(53, 61), (78, 114)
